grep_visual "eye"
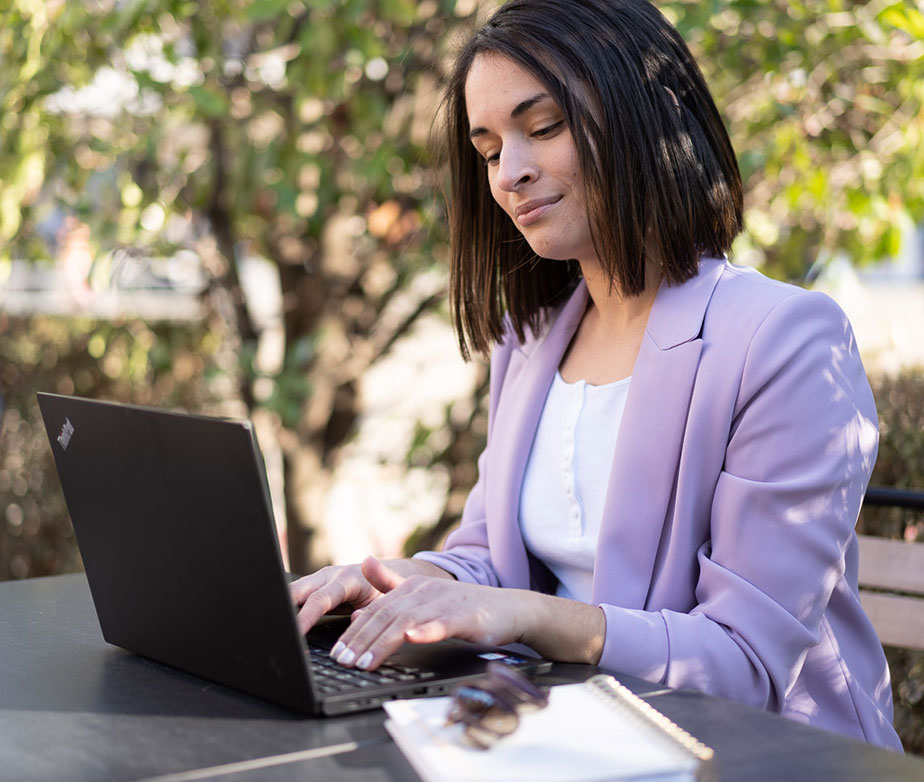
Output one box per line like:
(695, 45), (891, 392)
(482, 150), (500, 168)
(533, 120), (564, 138)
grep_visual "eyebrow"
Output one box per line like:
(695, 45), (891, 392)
(469, 92), (552, 139)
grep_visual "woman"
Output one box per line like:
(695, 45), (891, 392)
(291, 0), (902, 750)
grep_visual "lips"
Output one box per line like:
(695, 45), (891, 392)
(514, 195), (562, 226)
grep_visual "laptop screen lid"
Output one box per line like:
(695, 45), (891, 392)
(37, 392), (317, 714)
(38, 393), (552, 716)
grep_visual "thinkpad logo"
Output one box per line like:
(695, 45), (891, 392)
(57, 418), (75, 450)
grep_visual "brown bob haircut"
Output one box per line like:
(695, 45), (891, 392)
(443, 0), (743, 359)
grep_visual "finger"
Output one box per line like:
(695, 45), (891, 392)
(289, 570), (335, 606)
(337, 581), (465, 669)
(385, 585), (514, 648)
(293, 568), (379, 635)
(404, 619), (451, 644)
(360, 555), (405, 595)
(356, 598), (472, 667)
(347, 617), (420, 670)
(331, 599), (410, 667)
(295, 581), (352, 635)
(332, 584), (433, 668)
(289, 565), (362, 606)
(402, 601), (485, 645)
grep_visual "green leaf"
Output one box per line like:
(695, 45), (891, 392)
(879, 6), (924, 40)
(244, 0), (294, 22)
(188, 84), (228, 117)
(886, 223), (903, 258)
(380, 0), (417, 26)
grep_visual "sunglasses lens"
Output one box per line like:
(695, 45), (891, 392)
(478, 706), (519, 736)
(446, 665), (548, 749)
(485, 662), (549, 706)
(463, 722), (503, 750)
(451, 686), (501, 714)
(450, 704), (519, 749)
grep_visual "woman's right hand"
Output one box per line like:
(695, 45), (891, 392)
(289, 563), (384, 636)
(289, 558), (453, 636)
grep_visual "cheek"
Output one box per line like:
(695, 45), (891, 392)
(487, 178), (512, 214)
(565, 158), (585, 206)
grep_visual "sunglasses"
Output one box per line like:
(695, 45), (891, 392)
(446, 661), (549, 749)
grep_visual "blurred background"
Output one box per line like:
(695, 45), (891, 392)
(1, 0), (923, 751)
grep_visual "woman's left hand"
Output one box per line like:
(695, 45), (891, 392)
(328, 555), (528, 671)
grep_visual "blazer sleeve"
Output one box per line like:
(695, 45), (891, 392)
(597, 290), (879, 711)
(412, 334), (518, 587)
(412, 446), (499, 585)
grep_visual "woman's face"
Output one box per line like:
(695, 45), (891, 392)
(465, 53), (596, 265)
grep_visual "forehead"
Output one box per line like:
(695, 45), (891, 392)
(464, 53), (551, 125)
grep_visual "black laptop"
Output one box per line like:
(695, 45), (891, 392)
(37, 392), (550, 716)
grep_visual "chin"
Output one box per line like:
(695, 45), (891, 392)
(520, 236), (563, 260)
(523, 242), (580, 263)
(519, 230), (591, 264)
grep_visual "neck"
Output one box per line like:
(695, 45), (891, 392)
(578, 259), (661, 335)
(557, 258), (662, 385)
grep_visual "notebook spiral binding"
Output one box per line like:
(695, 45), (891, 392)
(586, 675), (715, 763)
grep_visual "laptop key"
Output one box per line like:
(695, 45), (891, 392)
(307, 641), (440, 692)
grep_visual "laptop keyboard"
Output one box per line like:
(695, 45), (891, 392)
(307, 644), (436, 694)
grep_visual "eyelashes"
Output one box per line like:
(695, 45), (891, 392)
(481, 121), (566, 168)
(533, 120), (564, 138)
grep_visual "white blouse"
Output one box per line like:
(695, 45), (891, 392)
(518, 371), (630, 603)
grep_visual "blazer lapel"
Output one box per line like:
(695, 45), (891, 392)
(486, 282), (589, 589)
(592, 259), (725, 607)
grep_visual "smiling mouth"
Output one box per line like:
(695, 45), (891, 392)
(514, 196), (562, 226)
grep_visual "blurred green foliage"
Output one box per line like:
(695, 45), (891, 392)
(2, 0), (473, 570)
(889, 646), (924, 755)
(861, 370), (924, 541)
(1, 0), (924, 753)
(2, 0), (922, 456)
(2, 0), (922, 295)
(1, 0), (457, 266)
(0, 311), (231, 580)
(859, 370), (924, 755)
(663, 0), (924, 279)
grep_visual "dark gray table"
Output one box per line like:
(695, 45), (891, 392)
(2, 573), (922, 781)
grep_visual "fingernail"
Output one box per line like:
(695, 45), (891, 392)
(356, 651), (373, 670)
(330, 641), (345, 659)
(337, 647), (356, 666)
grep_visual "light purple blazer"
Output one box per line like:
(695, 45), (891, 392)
(417, 257), (902, 750)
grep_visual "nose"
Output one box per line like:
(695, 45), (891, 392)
(494, 141), (537, 192)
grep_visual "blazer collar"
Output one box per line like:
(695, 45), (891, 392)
(485, 280), (588, 589)
(645, 256), (725, 350)
(519, 256), (726, 358)
(515, 280), (588, 359)
(589, 257), (726, 607)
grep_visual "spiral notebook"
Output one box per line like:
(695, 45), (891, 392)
(383, 675), (714, 782)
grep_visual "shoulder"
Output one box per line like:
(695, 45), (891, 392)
(648, 257), (847, 354)
(705, 260), (849, 344)
(713, 260), (827, 311)
(684, 261), (870, 419)
(707, 263), (873, 421)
